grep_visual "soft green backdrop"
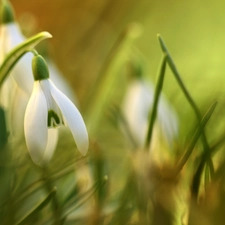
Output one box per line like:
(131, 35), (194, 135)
(10, 0), (225, 138)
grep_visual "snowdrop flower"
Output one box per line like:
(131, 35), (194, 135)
(122, 78), (178, 148)
(24, 54), (89, 165)
(0, 1), (78, 144)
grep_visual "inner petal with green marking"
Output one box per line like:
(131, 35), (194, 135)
(47, 110), (63, 128)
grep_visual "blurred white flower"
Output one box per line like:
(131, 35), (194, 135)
(0, 22), (34, 94)
(24, 78), (89, 165)
(122, 79), (178, 148)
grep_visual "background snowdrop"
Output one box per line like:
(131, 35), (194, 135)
(122, 78), (179, 149)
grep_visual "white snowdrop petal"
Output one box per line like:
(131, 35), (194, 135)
(24, 82), (48, 165)
(49, 80), (89, 155)
(47, 59), (77, 104)
(42, 128), (58, 165)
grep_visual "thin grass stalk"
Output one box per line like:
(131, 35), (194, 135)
(145, 55), (167, 149)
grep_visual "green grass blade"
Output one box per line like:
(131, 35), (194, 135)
(145, 55), (167, 149)
(62, 176), (108, 218)
(15, 187), (57, 225)
(176, 101), (217, 173)
(157, 34), (214, 174)
(157, 34), (201, 118)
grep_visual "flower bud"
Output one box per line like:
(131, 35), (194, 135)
(32, 54), (49, 81)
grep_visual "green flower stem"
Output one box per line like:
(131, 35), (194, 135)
(145, 55), (167, 149)
(42, 166), (63, 225)
(176, 101), (217, 173)
(0, 31), (52, 87)
(157, 34), (214, 174)
(30, 49), (39, 56)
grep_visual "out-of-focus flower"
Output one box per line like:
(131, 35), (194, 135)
(0, 1), (78, 145)
(122, 78), (178, 149)
(0, 1), (33, 103)
(24, 55), (88, 165)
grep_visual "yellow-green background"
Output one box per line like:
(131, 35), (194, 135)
(10, 0), (225, 138)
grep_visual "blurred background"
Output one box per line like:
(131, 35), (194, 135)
(9, 0), (225, 187)
(10, 0), (225, 131)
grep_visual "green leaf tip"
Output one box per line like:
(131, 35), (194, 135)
(1, 0), (15, 24)
(156, 33), (161, 39)
(157, 34), (168, 54)
(39, 31), (53, 39)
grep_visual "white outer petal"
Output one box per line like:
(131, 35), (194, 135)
(42, 128), (58, 165)
(24, 82), (48, 165)
(49, 80), (89, 155)
(47, 59), (77, 104)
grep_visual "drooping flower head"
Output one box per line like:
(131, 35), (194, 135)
(24, 54), (89, 165)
